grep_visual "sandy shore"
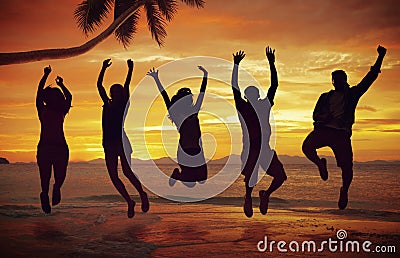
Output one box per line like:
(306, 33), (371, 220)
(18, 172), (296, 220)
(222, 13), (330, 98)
(0, 197), (399, 257)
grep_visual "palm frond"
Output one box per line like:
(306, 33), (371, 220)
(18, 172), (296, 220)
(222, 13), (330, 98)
(145, 0), (167, 47)
(157, 0), (178, 21)
(74, 0), (113, 35)
(114, 0), (141, 48)
(180, 0), (204, 8)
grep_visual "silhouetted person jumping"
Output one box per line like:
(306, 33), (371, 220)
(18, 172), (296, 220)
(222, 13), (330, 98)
(147, 66), (208, 187)
(36, 65), (72, 214)
(231, 47), (287, 218)
(97, 59), (149, 218)
(302, 45), (387, 210)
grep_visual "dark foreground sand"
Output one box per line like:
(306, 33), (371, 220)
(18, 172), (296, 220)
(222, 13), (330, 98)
(0, 197), (399, 257)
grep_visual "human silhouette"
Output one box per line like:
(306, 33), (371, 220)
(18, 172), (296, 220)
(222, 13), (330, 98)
(231, 47), (287, 218)
(36, 65), (72, 214)
(97, 58), (149, 218)
(147, 66), (208, 187)
(302, 45), (387, 210)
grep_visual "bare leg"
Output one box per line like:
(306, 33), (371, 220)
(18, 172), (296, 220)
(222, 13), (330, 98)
(245, 181), (253, 199)
(265, 176), (286, 196)
(260, 154), (287, 215)
(242, 147), (259, 218)
(38, 160), (52, 195)
(120, 154), (149, 212)
(243, 178), (254, 218)
(52, 150), (68, 206)
(37, 156), (52, 214)
(105, 151), (135, 218)
(105, 152), (132, 203)
(120, 154), (145, 194)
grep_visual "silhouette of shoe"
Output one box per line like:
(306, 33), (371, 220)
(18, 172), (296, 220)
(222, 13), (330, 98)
(182, 181), (196, 188)
(338, 187), (348, 210)
(243, 196), (253, 218)
(128, 200), (135, 218)
(169, 168), (180, 187)
(40, 192), (51, 214)
(318, 158), (328, 181)
(52, 186), (61, 206)
(259, 190), (270, 215)
(141, 192), (149, 213)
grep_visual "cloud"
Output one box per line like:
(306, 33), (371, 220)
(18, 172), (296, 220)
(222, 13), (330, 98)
(357, 119), (400, 125)
(358, 105), (378, 112)
(367, 129), (400, 133)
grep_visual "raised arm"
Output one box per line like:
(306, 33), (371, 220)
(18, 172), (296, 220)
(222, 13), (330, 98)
(193, 66), (208, 112)
(97, 59), (111, 103)
(265, 46), (278, 105)
(353, 45), (387, 98)
(55, 76), (72, 115)
(231, 51), (246, 106)
(36, 65), (51, 113)
(123, 59), (134, 100)
(147, 68), (171, 109)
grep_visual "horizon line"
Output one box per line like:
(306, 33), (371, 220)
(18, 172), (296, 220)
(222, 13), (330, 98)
(3, 154), (400, 164)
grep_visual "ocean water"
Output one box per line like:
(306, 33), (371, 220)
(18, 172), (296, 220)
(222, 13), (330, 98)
(0, 162), (399, 213)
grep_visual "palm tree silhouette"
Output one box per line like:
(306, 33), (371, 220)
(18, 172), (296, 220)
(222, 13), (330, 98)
(0, 0), (204, 66)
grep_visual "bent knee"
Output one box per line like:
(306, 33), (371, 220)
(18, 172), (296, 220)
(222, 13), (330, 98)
(278, 171), (288, 182)
(302, 140), (311, 154)
(273, 166), (287, 182)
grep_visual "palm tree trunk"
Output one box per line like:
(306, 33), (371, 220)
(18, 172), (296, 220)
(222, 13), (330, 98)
(0, 0), (146, 66)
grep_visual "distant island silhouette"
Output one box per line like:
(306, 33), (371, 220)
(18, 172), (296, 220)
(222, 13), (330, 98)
(0, 158), (10, 164)
(83, 155), (400, 166)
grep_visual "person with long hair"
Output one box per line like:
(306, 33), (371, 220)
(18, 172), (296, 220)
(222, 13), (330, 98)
(147, 66), (208, 187)
(36, 65), (72, 214)
(97, 59), (149, 218)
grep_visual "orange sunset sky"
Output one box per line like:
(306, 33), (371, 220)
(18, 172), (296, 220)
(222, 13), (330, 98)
(0, 0), (399, 162)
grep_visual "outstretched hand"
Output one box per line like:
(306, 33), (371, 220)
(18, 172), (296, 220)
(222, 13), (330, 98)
(147, 67), (159, 78)
(266, 46), (275, 63)
(44, 65), (51, 74)
(102, 59), (112, 69)
(233, 50), (246, 65)
(55, 76), (63, 86)
(377, 45), (387, 56)
(127, 59), (134, 69)
(198, 65), (208, 75)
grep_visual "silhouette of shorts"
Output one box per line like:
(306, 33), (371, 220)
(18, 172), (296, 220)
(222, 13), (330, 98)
(37, 144), (69, 166)
(178, 147), (208, 182)
(241, 143), (285, 183)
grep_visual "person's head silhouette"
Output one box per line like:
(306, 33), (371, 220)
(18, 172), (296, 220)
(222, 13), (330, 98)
(171, 87), (194, 108)
(244, 86), (260, 102)
(110, 84), (124, 103)
(43, 87), (66, 112)
(331, 70), (349, 91)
